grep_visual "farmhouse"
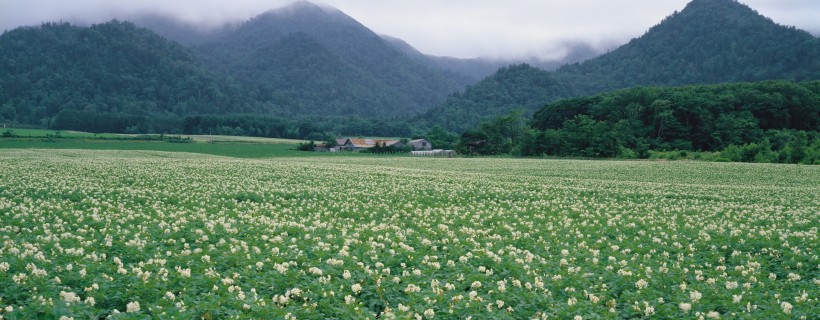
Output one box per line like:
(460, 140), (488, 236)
(337, 138), (404, 151)
(408, 139), (432, 151)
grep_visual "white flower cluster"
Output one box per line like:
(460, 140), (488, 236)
(0, 150), (816, 318)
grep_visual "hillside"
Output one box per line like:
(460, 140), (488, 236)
(0, 21), (259, 133)
(527, 80), (820, 158)
(420, 0), (820, 132)
(192, 1), (471, 118)
(420, 64), (571, 131)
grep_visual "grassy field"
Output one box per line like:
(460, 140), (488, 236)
(0, 139), (310, 158)
(0, 149), (817, 319)
(1, 127), (309, 144)
(0, 128), (329, 158)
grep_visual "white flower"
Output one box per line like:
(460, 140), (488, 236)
(423, 308), (435, 319)
(635, 279), (648, 290)
(679, 302), (691, 313)
(351, 283), (362, 294)
(780, 301), (793, 314)
(644, 304), (654, 317)
(690, 291), (702, 302)
(126, 301), (140, 313)
(59, 291), (81, 303)
(706, 311), (720, 318)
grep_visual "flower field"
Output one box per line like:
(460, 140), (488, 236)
(0, 149), (817, 319)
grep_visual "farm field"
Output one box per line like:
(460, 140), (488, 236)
(1, 128), (308, 144)
(0, 149), (817, 319)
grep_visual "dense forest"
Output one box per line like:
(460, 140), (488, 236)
(417, 0), (820, 132)
(0, 21), (263, 128)
(191, 1), (471, 118)
(0, 19), (423, 138)
(453, 80), (819, 164)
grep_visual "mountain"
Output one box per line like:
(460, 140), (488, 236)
(190, 1), (472, 118)
(0, 21), (259, 132)
(420, 0), (820, 132)
(421, 64), (571, 131)
(558, 0), (820, 92)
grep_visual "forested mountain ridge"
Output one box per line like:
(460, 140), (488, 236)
(421, 65), (571, 131)
(0, 21), (259, 132)
(419, 0), (820, 132)
(192, 1), (472, 117)
(558, 0), (820, 93)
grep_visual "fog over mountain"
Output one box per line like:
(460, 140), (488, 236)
(2, 0), (818, 62)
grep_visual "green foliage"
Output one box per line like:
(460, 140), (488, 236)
(0, 21), (258, 129)
(297, 141), (316, 151)
(423, 125), (458, 151)
(418, 0), (820, 132)
(458, 110), (530, 156)
(525, 80), (819, 161)
(1, 129), (17, 138)
(419, 64), (569, 132)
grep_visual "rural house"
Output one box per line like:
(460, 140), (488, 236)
(338, 138), (404, 151)
(408, 139), (432, 151)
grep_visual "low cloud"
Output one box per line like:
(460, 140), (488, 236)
(1, 0), (817, 60)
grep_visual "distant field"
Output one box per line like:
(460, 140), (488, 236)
(1, 127), (308, 144)
(0, 139), (304, 158)
(0, 149), (817, 319)
(0, 128), (339, 158)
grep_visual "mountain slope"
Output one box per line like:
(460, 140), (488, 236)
(193, 1), (471, 117)
(419, 0), (820, 132)
(419, 64), (570, 131)
(0, 21), (258, 130)
(558, 0), (820, 93)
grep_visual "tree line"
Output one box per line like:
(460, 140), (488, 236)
(441, 80), (819, 164)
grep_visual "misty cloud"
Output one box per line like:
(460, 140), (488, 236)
(1, 0), (818, 60)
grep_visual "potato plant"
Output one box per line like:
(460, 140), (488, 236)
(0, 150), (817, 319)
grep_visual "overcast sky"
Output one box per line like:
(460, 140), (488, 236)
(1, 0), (818, 59)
